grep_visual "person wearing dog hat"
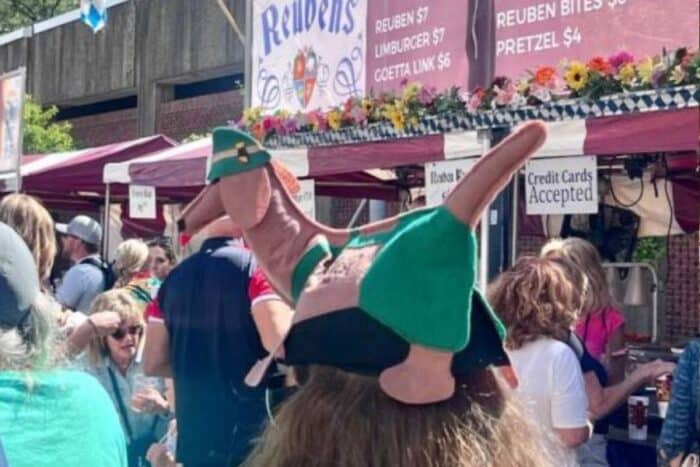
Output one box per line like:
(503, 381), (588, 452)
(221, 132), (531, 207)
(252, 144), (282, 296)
(0, 222), (127, 467)
(178, 122), (568, 465)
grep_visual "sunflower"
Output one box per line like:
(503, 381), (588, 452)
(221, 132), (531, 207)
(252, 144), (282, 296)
(327, 109), (343, 131)
(565, 61), (589, 92)
(617, 63), (636, 85)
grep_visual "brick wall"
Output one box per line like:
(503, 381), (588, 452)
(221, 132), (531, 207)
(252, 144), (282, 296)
(67, 108), (138, 147)
(157, 90), (244, 142)
(665, 232), (700, 341)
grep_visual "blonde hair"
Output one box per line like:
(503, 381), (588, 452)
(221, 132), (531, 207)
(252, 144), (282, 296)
(0, 194), (57, 281)
(113, 239), (149, 287)
(245, 366), (559, 467)
(488, 256), (584, 350)
(85, 289), (143, 367)
(540, 237), (612, 314)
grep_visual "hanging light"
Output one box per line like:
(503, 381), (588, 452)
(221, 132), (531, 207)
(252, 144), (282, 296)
(606, 266), (626, 303)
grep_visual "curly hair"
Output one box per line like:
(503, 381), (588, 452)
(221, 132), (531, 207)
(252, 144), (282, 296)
(487, 256), (585, 350)
(540, 237), (612, 314)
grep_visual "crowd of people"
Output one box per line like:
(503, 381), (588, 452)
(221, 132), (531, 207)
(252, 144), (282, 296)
(0, 190), (697, 467)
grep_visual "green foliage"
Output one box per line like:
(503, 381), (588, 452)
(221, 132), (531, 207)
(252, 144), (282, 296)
(23, 95), (75, 153)
(181, 132), (211, 143)
(0, 0), (79, 33)
(633, 237), (666, 265)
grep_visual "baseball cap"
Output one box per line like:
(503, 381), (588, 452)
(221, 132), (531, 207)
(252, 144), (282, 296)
(0, 222), (40, 329)
(56, 215), (102, 246)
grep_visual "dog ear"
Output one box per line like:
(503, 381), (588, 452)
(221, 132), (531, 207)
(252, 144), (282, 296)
(445, 121), (547, 228)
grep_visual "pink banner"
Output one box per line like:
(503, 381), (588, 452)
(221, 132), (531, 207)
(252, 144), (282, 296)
(366, 0), (470, 94)
(495, 0), (700, 77)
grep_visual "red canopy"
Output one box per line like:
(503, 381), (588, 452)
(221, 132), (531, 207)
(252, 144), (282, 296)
(2, 136), (175, 210)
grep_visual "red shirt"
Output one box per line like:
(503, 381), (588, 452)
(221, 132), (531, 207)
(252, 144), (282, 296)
(146, 268), (278, 322)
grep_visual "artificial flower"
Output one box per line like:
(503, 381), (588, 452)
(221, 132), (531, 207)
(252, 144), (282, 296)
(309, 111), (328, 132)
(361, 98), (374, 115)
(530, 84), (552, 103)
(387, 108), (405, 132)
(283, 118), (299, 134)
(348, 105), (368, 125)
(493, 81), (518, 106)
(250, 121), (265, 141)
(670, 65), (686, 85)
(651, 64), (666, 87)
(402, 82), (422, 101)
(516, 79), (530, 94)
(418, 86), (436, 106)
(467, 89), (485, 112)
(327, 109), (343, 131)
(242, 107), (263, 125)
(533, 66), (557, 86)
(609, 51), (635, 71)
(617, 63), (636, 85)
(637, 57), (654, 84)
(587, 56), (613, 75)
(565, 61), (589, 91)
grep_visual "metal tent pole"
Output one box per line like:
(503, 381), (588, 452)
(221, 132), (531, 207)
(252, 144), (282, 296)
(479, 132), (490, 289)
(103, 183), (111, 260)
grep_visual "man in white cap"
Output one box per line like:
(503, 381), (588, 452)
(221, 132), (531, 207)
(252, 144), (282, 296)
(55, 215), (109, 312)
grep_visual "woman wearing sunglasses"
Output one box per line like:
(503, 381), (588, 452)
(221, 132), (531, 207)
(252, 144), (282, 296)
(68, 289), (171, 467)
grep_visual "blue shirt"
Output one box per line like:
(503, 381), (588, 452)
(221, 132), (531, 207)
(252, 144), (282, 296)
(80, 356), (169, 445)
(159, 237), (268, 465)
(0, 370), (127, 467)
(56, 255), (105, 312)
(658, 340), (700, 462)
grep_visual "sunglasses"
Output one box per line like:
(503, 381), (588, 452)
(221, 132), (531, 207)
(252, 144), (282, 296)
(111, 325), (143, 340)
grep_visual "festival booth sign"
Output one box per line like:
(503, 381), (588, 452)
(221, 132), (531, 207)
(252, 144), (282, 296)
(493, 0), (699, 78)
(250, 0), (472, 112)
(0, 68), (26, 192)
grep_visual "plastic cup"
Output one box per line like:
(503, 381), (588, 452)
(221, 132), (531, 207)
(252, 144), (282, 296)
(628, 395), (649, 440)
(130, 374), (159, 412)
(655, 374), (672, 419)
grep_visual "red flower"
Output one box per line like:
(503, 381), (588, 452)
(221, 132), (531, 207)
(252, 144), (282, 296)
(533, 66), (557, 86)
(587, 56), (612, 75)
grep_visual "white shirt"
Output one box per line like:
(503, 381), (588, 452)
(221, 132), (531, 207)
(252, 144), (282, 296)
(508, 337), (588, 466)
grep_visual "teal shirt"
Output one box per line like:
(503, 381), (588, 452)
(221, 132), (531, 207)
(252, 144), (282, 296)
(0, 369), (127, 467)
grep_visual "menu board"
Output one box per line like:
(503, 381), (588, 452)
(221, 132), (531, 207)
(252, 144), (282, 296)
(251, 0), (471, 112)
(366, 0), (470, 94)
(495, 0), (700, 77)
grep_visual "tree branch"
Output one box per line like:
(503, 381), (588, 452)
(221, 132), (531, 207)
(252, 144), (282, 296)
(9, 0), (40, 21)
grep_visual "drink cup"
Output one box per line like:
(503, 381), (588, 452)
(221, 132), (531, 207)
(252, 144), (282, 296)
(655, 373), (673, 418)
(628, 395), (649, 440)
(130, 374), (159, 412)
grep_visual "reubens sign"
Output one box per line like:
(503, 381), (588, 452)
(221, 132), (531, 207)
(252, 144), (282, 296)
(251, 0), (472, 112)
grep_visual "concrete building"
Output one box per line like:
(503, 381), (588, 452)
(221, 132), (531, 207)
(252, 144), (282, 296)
(0, 0), (246, 146)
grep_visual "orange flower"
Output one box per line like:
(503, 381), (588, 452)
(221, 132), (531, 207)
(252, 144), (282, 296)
(534, 66), (556, 86)
(587, 56), (612, 75)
